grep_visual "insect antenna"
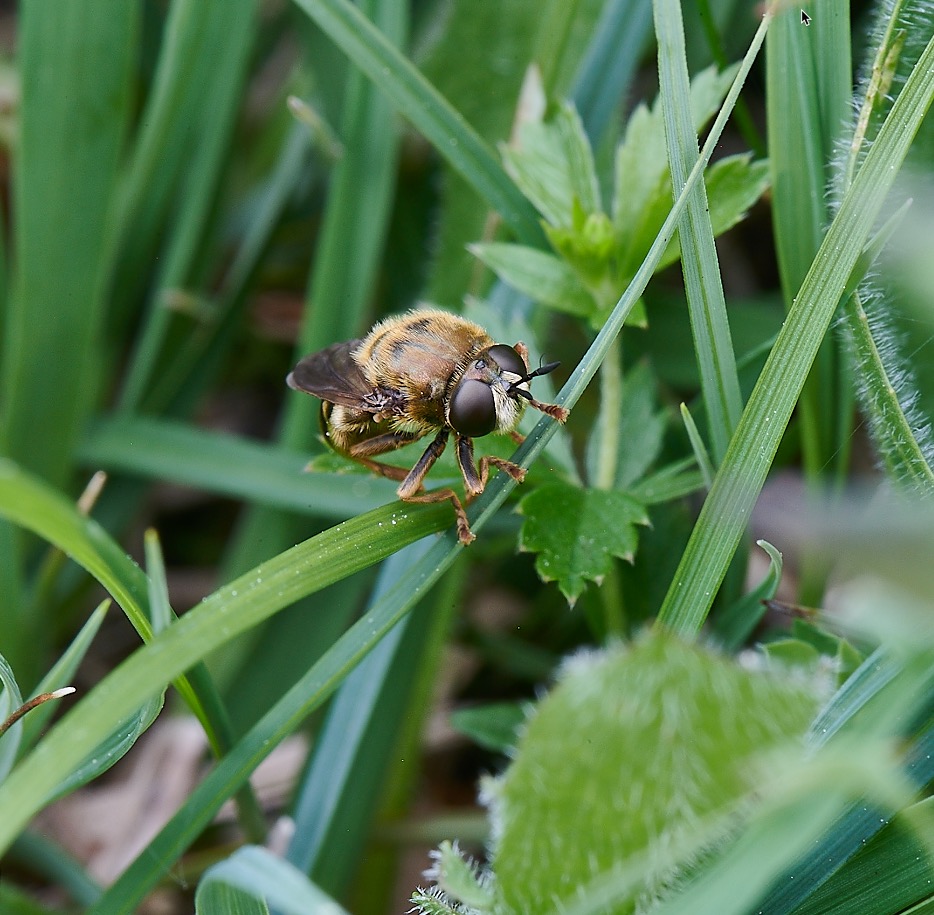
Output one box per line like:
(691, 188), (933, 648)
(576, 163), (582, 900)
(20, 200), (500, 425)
(507, 357), (569, 422)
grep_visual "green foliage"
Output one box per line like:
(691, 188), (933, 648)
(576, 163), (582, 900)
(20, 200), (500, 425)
(412, 631), (820, 914)
(475, 68), (769, 331)
(196, 846), (348, 915)
(3, 0), (934, 913)
(518, 483), (648, 605)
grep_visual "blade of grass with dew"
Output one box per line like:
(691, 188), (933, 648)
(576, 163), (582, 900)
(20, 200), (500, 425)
(118, 0), (256, 412)
(79, 416), (399, 518)
(789, 794), (934, 915)
(655, 0), (742, 465)
(290, 0), (544, 247)
(657, 29), (934, 637)
(0, 497), (452, 858)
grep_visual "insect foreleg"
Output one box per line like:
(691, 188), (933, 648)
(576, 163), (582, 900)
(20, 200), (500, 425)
(455, 435), (526, 500)
(395, 428), (476, 544)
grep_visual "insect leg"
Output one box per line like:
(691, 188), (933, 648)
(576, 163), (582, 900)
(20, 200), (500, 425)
(397, 428), (450, 499)
(336, 430), (426, 483)
(454, 435), (483, 497)
(456, 434), (526, 500)
(349, 430), (423, 457)
(396, 429), (475, 543)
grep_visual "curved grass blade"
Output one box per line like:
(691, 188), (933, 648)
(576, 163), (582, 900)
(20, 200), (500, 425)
(196, 845), (349, 915)
(0, 497), (450, 856)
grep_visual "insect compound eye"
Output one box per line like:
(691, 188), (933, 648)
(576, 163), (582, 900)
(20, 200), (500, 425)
(486, 344), (526, 378)
(449, 378), (497, 437)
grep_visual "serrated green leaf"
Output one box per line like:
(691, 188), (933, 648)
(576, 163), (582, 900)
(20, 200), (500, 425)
(613, 63), (736, 236)
(518, 482), (647, 604)
(502, 104), (600, 228)
(555, 103), (601, 214)
(469, 242), (596, 317)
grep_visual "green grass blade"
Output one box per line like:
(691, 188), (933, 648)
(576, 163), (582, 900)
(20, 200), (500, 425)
(117, 0), (256, 411)
(8, 832), (102, 907)
(766, 2), (851, 489)
(654, 0), (742, 464)
(79, 416), (398, 518)
(766, 5), (828, 304)
(148, 124), (314, 415)
(0, 1), (137, 486)
(657, 29), (934, 637)
(781, 798), (934, 915)
(572, 0), (652, 140)
(290, 0), (545, 247)
(18, 601), (108, 754)
(112, 0), (254, 315)
(0, 461), (259, 799)
(0, 497), (450, 856)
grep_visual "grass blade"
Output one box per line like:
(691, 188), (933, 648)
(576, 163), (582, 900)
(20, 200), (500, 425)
(78, 416), (398, 518)
(657, 29), (934, 635)
(655, 0), (742, 464)
(0, 1), (137, 486)
(290, 0), (544, 247)
(0, 496), (450, 856)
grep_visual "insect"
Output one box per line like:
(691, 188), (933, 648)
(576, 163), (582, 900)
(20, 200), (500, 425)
(287, 307), (569, 544)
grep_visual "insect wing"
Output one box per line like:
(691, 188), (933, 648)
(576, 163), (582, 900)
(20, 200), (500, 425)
(287, 340), (370, 407)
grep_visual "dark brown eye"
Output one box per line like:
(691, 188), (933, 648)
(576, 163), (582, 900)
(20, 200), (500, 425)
(449, 379), (496, 437)
(487, 344), (526, 377)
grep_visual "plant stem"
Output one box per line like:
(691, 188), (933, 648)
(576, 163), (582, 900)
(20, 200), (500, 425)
(594, 336), (623, 489)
